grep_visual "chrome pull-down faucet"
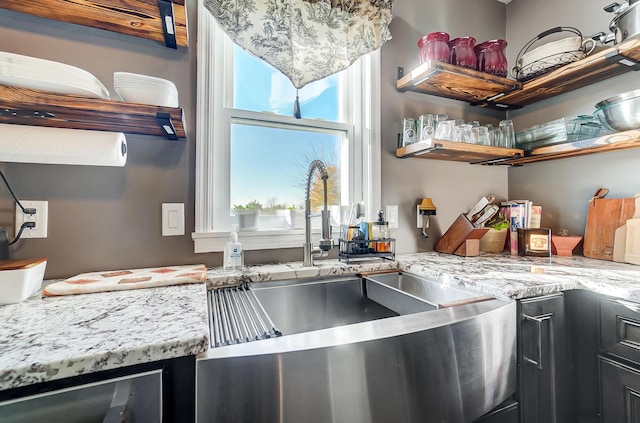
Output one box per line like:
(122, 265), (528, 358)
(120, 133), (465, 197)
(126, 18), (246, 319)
(303, 160), (333, 266)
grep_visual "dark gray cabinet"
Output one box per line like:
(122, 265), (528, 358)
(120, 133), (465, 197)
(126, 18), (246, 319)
(517, 293), (571, 423)
(599, 297), (640, 423)
(600, 356), (640, 422)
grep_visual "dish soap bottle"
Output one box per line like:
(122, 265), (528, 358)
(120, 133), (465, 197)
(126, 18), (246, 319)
(224, 224), (244, 270)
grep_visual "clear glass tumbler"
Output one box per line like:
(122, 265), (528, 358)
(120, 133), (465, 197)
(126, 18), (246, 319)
(499, 119), (516, 148)
(418, 114), (435, 141)
(435, 120), (459, 141)
(402, 118), (417, 146)
(472, 126), (490, 145)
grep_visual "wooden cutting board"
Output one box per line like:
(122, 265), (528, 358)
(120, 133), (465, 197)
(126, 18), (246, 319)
(625, 194), (640, 265)
(0, 257), (47, 271)
(584, 197), (635, 260)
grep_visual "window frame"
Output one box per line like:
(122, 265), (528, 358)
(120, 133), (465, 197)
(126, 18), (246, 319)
(193, 1), (381, 253)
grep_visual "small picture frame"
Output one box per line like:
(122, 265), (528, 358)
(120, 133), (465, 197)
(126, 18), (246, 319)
(518, 228), (551, 257)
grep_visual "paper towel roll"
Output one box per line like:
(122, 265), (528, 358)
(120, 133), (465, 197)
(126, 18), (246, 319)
(0, 124), (127, 167)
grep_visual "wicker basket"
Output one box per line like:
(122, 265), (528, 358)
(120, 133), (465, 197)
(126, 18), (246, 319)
(479, 228), (508, 253)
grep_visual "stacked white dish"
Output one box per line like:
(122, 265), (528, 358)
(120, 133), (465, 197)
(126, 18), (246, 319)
(113, 72), (179, 107)
(0, 51), (110, 99)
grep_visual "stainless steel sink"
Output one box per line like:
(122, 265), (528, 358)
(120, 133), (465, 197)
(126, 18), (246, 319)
(364, 271), (494, 310)
(251, 276), (425, 336)
(197, 272), (516, 423)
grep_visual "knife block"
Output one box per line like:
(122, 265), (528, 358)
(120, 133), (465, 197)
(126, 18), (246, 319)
(434, 214), (489, 257)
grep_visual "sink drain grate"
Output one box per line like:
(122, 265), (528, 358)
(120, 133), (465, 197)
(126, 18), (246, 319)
(207, 283), (282, 347)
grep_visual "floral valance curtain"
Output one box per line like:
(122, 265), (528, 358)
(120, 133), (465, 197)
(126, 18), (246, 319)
(203, 0), (393, 89)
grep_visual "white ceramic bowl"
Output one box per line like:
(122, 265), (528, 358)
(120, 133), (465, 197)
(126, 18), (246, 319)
(0, 259), (47, 305)
(113, 72), (179, 107)
(114, 85), (179, 107)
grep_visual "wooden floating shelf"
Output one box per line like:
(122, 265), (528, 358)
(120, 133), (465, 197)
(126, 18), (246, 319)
(396, 139), (524, 164)
(504, 129), (640, 165)
(397, 38), (640, 109)
(0, 0), (188, 47)
(498, 38), (640, 108)
(396, 61), (520, 106)
(0, 85), (186, 139)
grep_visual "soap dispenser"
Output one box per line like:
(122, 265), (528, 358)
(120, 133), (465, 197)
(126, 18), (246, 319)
(223, 224), (244, 271)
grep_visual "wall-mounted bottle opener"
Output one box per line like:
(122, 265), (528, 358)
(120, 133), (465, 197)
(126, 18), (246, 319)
(418, 198), (437, 238)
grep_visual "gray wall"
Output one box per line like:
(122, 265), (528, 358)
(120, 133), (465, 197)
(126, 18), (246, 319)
(505, 0), (640, 238)
(381, 0), (510, 253)
(0, 2), (220, 278)
(1, 0), (510, 277)
(4, 0), (630, 278)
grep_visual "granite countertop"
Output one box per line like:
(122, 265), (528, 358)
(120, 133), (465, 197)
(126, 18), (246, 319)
(0, 283), (210, 392)
(397, 252), (640, 301)
(2, 252), (639, 392)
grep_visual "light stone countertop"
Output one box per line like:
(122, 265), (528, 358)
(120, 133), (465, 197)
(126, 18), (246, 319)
(396, 252), (640, 301)
(2, 252), (639, 392)
(0, 283), (210, 391)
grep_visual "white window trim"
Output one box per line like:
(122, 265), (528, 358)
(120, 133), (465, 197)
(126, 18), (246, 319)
(193, 1), (381, 253)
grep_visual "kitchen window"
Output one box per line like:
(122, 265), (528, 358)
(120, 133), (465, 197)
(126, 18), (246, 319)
(193, 1), (381, 253)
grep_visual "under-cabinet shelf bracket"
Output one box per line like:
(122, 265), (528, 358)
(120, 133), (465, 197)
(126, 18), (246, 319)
(156, 112), (180, 140)
(472, 87), (523, 110)
(605, 50), (640, 71)
(158, 0), (177, 49)
(469, 153), (523, 166)
(398, 143), (443, 158)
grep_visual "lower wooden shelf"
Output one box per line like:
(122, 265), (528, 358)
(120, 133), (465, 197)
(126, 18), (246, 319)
(0, 85), (186, 139)
(396, 139), (524, 165)
(504, 129), (640, 165)
(396, 130), (640, 166)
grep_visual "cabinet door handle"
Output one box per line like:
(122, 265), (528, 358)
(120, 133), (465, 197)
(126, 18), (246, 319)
(523, 313), (553, 370)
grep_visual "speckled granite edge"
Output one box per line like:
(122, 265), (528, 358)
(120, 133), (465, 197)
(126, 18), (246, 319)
(396, 252), (640, 301)
(206, 259), (400, 289)
(0, 284), (209, 391)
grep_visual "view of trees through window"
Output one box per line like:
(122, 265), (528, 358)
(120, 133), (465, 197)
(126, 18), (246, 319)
(230, 46), (346, 221)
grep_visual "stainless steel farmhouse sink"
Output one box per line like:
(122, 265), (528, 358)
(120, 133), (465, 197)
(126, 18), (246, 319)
(196, 272), (516, 423)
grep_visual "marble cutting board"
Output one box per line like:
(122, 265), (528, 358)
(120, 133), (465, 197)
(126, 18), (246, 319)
(43, 264), (207, 297)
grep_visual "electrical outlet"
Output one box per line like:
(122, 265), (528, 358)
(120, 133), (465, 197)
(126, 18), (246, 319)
(386, 205), (398, 229)
(15, 201), (48, 238)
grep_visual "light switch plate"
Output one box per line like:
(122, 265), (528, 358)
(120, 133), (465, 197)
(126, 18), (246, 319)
(386, 205), (398, 229)
(162, 203), (185, 236)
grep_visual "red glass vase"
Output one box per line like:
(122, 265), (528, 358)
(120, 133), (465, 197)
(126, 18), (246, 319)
(474, 39), (508, 77)
(448, 36), (477, 69)
(418, 32), (451, 64)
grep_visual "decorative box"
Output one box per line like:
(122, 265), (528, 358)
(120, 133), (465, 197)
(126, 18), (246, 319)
(517, 228), (551, 257)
